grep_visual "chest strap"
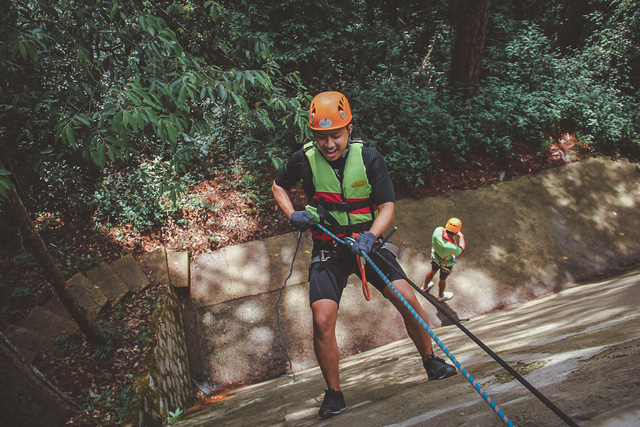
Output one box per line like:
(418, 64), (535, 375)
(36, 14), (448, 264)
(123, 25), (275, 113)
(309, 198), (374, 213)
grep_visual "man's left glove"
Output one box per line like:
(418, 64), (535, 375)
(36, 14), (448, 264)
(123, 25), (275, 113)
(350, 232), (377, 255)
(289, 210), (315, 231)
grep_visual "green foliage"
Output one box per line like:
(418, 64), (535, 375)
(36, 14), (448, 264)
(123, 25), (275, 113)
(52, 334), (82, 357)
(0, 0), (307, 216)
(484, 17), (640, 154)
(350, 78), (530, 188)
(348, 82), (452, 187)
(234, 0), (452, 90)
(1, 0), (639, 226)
(167, 407), (184, 424)
(0, 252), (37, 316)
(93, 158), (205, 231)
(0, 170), (14, 200)
(348, 8), (639, 190)
(92, 320), (120, 360)
(10, 286), (32, 298)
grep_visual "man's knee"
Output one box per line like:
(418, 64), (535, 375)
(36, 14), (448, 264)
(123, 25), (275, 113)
(387, 280), (417, 303)
(312, 300), (338, 330)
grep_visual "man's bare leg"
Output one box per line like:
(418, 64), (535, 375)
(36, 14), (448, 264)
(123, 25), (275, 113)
(311, 299), (341, 390)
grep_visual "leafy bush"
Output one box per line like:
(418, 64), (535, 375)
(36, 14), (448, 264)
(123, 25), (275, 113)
(344, 16), (639, 192)
(93, 158), (207, 231)
(484, 19), (640, 154)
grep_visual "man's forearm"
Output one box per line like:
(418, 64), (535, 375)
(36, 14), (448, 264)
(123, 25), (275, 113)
(457, 233), (466, 253)
(272, 180), (295, 219)
(369, 201), (395, 238)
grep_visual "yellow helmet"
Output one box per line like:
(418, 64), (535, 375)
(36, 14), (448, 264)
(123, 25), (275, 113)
(308, 91), (352, 131)
(445, 217), (462, 233)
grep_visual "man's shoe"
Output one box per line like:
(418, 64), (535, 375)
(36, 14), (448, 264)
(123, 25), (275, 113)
(318, 388), (347, 419)
(423, 281), (435, 292)
(436, 291), (454, 301)
(423, 355), (457, 380)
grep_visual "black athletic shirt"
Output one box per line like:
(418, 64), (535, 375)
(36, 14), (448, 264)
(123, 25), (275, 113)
(274, 142), (395, 205)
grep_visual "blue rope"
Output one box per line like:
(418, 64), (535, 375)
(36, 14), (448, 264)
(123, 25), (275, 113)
(316, 224), (514, 426)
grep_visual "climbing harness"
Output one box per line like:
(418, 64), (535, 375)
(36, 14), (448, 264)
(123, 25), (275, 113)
(276, 231), (303, 381)
(316, 223), (514, 426)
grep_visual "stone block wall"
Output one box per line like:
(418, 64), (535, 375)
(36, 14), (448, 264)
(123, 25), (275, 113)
(124, 284), (193, 426)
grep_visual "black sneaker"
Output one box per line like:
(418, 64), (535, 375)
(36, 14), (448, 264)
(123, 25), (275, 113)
(318, 388), (347, 419)
(423, 354), (457, 380)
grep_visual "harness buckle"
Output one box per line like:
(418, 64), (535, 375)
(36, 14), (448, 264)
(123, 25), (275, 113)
(311, 249), (332, 265)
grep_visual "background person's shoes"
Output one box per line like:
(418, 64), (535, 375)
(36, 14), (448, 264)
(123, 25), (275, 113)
(423, 281), (435, 292)
(423, 355), (457, 380)
(318, 388), (347, 419)
(436, 291), (454, 301)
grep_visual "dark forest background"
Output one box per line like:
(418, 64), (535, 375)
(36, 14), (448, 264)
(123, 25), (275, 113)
(2, 0), (639, 228)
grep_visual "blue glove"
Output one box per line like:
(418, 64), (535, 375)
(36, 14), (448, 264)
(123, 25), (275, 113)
(350, 232), (377, 255)
(289, 210), (315, 231)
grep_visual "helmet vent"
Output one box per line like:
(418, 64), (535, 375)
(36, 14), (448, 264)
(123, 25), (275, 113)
(310, 105), (316, 123)
(338, 99), (345, 119)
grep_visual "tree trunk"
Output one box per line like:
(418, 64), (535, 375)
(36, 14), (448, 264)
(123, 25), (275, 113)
(5, 187), (106, 345)
(558, 0), (589, 54)
(0, 332), (79, 426)
(381, 0), (398, 27)
(450, 0), (492, 95)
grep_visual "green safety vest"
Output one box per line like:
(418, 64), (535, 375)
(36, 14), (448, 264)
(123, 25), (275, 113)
(303, 140), (377, 240)
(431, 226), (462, 268)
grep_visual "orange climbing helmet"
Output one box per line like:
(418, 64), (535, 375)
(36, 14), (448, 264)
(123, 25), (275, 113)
(445, 217), (462, 233)
(308, 91), (352, 131)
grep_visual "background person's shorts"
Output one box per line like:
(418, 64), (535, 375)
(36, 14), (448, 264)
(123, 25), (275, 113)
(430, 260), (454, 280)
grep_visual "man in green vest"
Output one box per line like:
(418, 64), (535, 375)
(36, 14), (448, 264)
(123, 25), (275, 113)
(422, 218), (466, 302)
(272, 91), (457, 420)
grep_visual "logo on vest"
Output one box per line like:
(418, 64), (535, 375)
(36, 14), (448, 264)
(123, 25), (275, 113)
(351, 180), (367, 189)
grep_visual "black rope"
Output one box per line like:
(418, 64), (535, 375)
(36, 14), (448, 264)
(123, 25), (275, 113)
(374, 253), (578, 427)
(276, 231), (303, 381)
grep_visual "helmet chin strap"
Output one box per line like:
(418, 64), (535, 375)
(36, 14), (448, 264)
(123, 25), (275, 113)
(340, 132), (352, 159)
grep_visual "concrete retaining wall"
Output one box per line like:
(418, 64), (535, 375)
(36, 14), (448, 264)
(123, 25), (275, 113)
(185, 158), (640, 391)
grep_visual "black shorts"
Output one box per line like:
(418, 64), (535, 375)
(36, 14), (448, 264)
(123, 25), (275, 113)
(431, 260), (453, 280)
(308, 245), (406, 306)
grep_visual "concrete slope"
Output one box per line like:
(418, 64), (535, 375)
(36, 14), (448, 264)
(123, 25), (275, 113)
(185, 158), (640, 390)
(174, 267), (640, 426)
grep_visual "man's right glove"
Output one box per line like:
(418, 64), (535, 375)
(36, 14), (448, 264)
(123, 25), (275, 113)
(289, 210), (315, 231)
(350, 232), (377, 255)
